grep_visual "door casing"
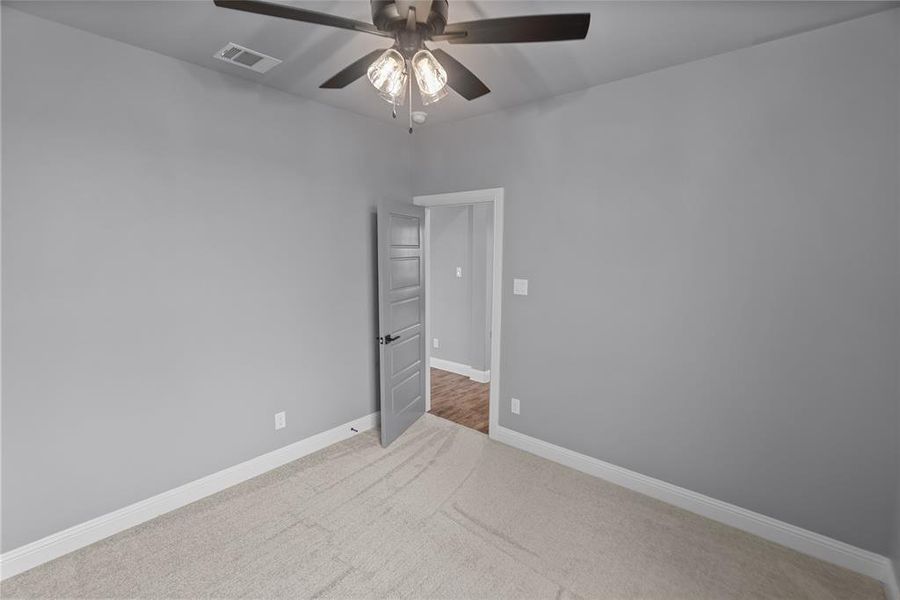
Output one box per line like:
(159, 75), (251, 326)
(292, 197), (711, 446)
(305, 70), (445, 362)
(414, 188), (504, 439)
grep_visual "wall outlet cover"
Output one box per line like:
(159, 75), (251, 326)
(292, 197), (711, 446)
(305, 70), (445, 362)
(513, 279), (528, 296)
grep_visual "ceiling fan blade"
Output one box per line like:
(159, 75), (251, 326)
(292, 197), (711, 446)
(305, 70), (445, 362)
(429, 31), (467, 42)
(213, 0), (393, 38)
(443, 13), (590, 44)
(320, 49), (386, 89)
(432, 49), (490, 100)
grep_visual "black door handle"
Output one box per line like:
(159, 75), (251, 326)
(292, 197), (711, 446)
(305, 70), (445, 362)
(380, 334), (401, 345)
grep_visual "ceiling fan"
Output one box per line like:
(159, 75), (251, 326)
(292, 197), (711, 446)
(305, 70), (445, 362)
(214, 0), (590, 131)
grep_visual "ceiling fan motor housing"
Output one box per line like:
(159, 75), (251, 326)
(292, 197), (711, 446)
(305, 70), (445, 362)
(371, 0), (448, 36)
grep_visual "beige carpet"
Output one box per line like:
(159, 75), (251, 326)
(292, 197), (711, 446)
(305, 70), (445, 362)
(1, 414), (885, 599)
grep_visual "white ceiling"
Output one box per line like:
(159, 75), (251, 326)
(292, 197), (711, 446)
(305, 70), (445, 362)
(9, 1), (898, 125)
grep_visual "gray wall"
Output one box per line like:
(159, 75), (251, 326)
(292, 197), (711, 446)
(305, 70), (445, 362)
(469, 204), (493, 372)
(413, 9), (900, 555)
(429, 204), (493, 370)
(893, 5), (900, 584)
(1, 7), (409, 552)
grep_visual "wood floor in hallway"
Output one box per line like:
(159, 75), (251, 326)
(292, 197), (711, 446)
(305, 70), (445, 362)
(428, 367), (489, 434)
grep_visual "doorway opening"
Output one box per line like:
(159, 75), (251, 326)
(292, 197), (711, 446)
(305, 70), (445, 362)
(414, 188), (503, 438)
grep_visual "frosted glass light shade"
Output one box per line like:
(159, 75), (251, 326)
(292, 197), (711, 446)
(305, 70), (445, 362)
(412, 49), (447, 105)
(367, 48), (407, 104)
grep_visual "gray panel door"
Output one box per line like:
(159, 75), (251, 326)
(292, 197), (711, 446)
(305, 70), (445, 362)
(377, 199), (426, 447)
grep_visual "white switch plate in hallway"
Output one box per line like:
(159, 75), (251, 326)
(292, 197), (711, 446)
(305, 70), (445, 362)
(456, 267), (463, 278)
(511, 398), (521, 415)
(274, 411), (286, 430)
(433, 338), (440, 349)
(513, 279), (528, 295)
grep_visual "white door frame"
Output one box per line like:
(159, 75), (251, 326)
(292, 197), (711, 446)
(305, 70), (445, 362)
(414, 187), (503, 439)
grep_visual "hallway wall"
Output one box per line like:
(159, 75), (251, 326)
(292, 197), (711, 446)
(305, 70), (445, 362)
(430, 204), (493, 373)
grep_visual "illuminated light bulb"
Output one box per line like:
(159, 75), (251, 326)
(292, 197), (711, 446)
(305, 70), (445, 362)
(412, 49), (448, 105)
(367, 48), (407, 104)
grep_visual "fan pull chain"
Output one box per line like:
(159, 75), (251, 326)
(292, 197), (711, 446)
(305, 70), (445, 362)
(408, 61), (414, 134)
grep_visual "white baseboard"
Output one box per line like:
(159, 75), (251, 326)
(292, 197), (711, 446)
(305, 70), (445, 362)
(430, 357), (490, 383)
(0, 412), (379, 580)
(430, 357), (470, 377)
(492, 425), (896, 594)
(469, 369), (490, 384)
(886, 560), (900, 600)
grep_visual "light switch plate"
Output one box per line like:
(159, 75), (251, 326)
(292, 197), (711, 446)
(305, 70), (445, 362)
(274, 411), (286, 430)
(456, 267), (463, 278)
(513, 278), (528, 296)
(433, 338), (440, 349)
(511, 398), (521, 415)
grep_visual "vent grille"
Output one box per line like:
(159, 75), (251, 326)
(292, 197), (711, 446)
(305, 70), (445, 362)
(214, 43), (281, 73)
(233, 52), (264, 67)
(221, 46), (243, 60)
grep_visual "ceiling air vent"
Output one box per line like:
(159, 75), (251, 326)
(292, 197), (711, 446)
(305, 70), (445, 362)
(214, 43), (281, 73)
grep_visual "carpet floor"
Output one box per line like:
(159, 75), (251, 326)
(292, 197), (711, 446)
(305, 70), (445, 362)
(1, 414), (885, 599)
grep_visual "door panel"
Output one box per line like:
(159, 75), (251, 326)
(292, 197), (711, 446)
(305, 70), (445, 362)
(391, 334), (422, 376)
(390, 257), (421, 289)
(390, 297), (421, 332)
(392, 370), (422, 413)
(390, 215), (420, 246)
(378, 200), (426, 446)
